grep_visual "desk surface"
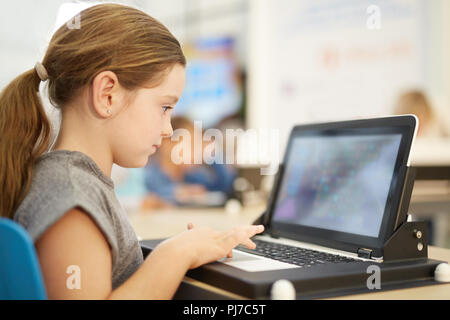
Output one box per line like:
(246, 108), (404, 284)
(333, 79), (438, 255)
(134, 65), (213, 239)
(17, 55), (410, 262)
(129, 204), (267, 240)
(410, 138), (450, 166)
(129, 205), (450, 300)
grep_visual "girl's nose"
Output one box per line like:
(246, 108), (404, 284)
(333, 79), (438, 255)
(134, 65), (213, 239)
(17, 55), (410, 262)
(161, 121), (173, 138)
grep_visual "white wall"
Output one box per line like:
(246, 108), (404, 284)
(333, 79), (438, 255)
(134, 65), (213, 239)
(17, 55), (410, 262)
(0, 1), (58, 89)
(445, 0), (450, 115)
(422, 0), (450, 125)
(247, 0), (450, 159)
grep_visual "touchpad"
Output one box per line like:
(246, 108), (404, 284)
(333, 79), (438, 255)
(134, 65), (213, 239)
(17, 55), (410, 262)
(217, 250), (300, 272)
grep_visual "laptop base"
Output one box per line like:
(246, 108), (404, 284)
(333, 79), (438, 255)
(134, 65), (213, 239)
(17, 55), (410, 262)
(140, 239), (445, 299)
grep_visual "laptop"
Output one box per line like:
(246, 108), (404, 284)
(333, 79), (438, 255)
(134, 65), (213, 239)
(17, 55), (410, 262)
(222, 115), (418, 273)
(141, 115), (441, 298)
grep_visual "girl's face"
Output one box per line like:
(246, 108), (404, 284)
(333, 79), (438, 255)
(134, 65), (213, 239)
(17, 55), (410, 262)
(108, 63), (186, 168)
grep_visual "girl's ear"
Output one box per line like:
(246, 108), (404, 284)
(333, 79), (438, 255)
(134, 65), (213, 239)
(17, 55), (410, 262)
(91, 71), (121, 118)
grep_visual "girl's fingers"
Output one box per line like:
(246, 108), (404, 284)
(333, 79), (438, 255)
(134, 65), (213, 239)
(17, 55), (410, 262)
(223, 225), (264, 251)
(241, 238), (256, 250)
(224, 225), (264, 239)
(242, 225), (265, 240)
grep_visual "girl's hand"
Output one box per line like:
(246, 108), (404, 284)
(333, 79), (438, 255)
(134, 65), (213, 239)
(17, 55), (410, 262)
(161, 223), (265, 270)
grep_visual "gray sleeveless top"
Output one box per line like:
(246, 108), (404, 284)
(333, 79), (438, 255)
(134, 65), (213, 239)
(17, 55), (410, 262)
(14, 150), (144, 290)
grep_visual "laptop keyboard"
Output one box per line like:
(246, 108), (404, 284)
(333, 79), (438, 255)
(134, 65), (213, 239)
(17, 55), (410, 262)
(236, 239), (358, 268)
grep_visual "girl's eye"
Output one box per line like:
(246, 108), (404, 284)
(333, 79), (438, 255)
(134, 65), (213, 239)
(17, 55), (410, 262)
(163, 106), (173, 113)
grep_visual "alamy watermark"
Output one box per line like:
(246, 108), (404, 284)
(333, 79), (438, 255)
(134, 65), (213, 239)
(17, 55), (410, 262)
(66, 13), (81, 30)
(366, 5), (382, 30)
(170, 121), (280, 176)
(66, 265), (81, 290)
(366, 265), (381, 290)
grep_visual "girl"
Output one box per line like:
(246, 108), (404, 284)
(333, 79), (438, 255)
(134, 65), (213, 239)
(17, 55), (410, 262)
(0, 4), (263, 299)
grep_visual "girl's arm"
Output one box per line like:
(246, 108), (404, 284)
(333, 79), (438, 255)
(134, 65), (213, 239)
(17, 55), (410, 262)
(35, 208), (263, 299)
(108, 235), (192, 299)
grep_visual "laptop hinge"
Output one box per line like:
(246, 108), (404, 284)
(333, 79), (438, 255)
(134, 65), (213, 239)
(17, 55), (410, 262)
(357, 248), (373, 259)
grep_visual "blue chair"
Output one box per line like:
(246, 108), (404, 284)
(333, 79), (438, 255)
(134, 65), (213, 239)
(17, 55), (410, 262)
(0, 218), (47, 299)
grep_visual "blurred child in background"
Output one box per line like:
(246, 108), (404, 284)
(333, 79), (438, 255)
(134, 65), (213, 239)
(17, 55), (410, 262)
(141, 116), (236, 209)
(394, 90), (448, 138)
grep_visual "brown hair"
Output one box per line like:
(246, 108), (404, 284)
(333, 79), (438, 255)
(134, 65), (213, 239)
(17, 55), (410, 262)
(0, 4), (186, 218)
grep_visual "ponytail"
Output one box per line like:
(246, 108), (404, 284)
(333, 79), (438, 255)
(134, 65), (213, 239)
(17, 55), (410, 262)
(0, 69), (52, 218)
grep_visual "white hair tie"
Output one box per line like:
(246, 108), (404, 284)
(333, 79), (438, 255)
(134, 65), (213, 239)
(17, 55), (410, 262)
(34, 62), (49, 82)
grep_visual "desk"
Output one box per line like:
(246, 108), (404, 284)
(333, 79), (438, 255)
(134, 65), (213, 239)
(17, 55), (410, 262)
(129, 205), (450, 300)
(129, 204), (267, 240)
(409, 167), (450, 247)
(409, 139), (450, 247)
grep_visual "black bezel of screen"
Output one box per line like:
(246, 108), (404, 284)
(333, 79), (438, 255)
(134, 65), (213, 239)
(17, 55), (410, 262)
(268, 116), (416, 256)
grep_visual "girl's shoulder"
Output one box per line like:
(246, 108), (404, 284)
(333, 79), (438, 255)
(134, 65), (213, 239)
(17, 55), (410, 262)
(14, 150), (117, 243)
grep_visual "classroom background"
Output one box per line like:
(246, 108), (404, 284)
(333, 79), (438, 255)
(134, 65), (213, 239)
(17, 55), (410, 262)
(1, 0), (449, 248)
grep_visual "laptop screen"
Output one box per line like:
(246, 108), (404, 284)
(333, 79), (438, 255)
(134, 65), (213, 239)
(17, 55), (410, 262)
(272, 133), (403, 238)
